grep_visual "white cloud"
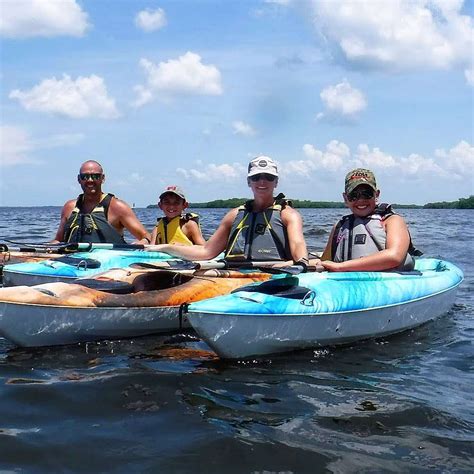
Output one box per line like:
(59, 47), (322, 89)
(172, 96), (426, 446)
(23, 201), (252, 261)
(318, 79), (367, 120)
(354, 144), (397, 169)
(9, 74), (120, 119)
(177, 161), (246, 182)
(133, 52), (223, 107)
(0, 126), (84, 167)
(287, 139), (473, 181)
(135, 8), (167, 32)
(306, 0), (473, 72)
(435, 140), (474, 177)
(297, 141), (350, 174)
(232, 121), (257, 137)
(0, 0), (89, 38)
(0, 126), (34, 166)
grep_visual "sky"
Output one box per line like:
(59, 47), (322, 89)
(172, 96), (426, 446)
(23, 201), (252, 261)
(0, 0), (473, 207)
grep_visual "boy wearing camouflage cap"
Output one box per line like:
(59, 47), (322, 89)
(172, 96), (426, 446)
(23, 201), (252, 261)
(320, 168), (419, 272)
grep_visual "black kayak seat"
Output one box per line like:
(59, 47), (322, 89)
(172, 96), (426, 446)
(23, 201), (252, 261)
(232, 278), (312, 300)
(76, 279), (135, 294)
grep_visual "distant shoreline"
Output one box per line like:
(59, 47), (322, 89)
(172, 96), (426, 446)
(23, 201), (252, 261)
(1, 196), (472, 210)
(146, 195), (474, 210)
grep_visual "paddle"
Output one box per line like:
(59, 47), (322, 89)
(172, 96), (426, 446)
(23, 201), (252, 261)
(130, 259), (319, 275)
(129, 260), (198, 271)
(2, 241), (150, 254)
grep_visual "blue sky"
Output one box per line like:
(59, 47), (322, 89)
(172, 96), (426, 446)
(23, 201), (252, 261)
(1, 0), (473, 206)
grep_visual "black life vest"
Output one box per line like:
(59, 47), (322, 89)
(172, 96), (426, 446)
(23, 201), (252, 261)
(225, 193), (292, 262)
(331, 203), (422, 271)
(63, 193), (126, 244)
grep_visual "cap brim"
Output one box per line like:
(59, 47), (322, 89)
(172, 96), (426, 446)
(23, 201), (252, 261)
(159, 191), (186, 200)
(345, 181), (377, 193)
(247, 170), (279, 178)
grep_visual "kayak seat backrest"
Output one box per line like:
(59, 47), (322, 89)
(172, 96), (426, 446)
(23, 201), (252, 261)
(131, 270), (194, 292)
(55, 256), (101, 269)
(76, 279), (135, 294)
(76, 270), (194, 294)
(232, 278), (312, 300)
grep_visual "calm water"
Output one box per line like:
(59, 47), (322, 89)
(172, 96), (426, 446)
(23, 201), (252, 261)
(0, 207), (473, 473)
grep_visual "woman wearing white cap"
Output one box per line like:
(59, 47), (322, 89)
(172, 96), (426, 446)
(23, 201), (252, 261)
(151, 156), (309, 270)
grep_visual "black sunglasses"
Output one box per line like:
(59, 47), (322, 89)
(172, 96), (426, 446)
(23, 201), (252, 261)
(347, 189), (375, 201)
(249, 173), (277, 182)
(78, 173), (103, 181)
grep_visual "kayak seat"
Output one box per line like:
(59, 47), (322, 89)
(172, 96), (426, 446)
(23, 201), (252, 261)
(132, 270), (194, 292)
(76, 270), (195, 295)
(76, 279), (135, 294)
(233, 279), (312, 300)
(54, 256), (101, 269)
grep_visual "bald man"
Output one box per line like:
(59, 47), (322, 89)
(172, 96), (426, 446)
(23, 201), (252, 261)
(53, 160), (151, 244)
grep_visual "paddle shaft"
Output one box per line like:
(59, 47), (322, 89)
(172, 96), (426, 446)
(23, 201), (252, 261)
(2, 241), (147, 253)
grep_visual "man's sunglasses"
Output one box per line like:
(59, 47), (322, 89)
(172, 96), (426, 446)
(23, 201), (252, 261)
(347, 189), (375, 201)
(249, 173), (277, 182)
(78, 173), (103, 181)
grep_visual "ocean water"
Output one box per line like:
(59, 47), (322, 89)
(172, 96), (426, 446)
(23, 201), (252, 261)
(0, 207), (473, 473)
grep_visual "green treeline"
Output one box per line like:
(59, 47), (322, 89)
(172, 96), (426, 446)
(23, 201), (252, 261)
(147, 195), (474, 209)
(191, 199), (348, 209)
(423, 195), (474, 209)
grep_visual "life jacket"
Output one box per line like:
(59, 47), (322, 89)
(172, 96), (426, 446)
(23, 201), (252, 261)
(225, 193), (292, 262)
(331, 203), (422, 271)
(154, 213), (200, 245)
(63, 193), (126, 244)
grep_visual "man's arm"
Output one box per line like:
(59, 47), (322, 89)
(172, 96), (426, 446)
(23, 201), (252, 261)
(148, 208), (237, 260)
(281, 207), (308, 262)
(51, 200), (76, 243)
(111, 198), (151, 243)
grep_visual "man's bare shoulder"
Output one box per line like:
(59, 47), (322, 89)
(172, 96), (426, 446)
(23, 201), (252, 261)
(109, 196), (133, 213)
(61, 199), (77, 214)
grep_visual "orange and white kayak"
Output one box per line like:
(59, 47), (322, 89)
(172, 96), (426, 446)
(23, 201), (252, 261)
(0, 266), (270, 347)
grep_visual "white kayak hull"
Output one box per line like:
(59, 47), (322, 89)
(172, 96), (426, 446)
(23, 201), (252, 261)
(187, 259), (463, 359)
(0, 303), (186, 347)
(0, 268), (269, 347)
(189, 284), (458, 359)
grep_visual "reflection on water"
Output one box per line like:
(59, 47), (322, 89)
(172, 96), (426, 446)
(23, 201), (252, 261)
(0, 207), (473, 472)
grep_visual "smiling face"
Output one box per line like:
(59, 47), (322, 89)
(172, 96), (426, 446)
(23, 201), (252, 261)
(343, 184), (380, 217)
(247, 173), (278, 199)
(77, 161), (104, 197)
(159, 193), (187, 219)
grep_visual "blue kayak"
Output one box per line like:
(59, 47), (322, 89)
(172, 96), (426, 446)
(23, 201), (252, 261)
(2, 249), (173, 286)
(187, 258), (464, 359)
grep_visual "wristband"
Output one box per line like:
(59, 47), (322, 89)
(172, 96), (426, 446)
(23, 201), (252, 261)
(294, 257), (309, 272)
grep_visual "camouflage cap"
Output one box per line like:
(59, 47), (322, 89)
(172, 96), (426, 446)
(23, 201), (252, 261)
(345, 168), (377, 193)
(159, 185), (186, 201)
